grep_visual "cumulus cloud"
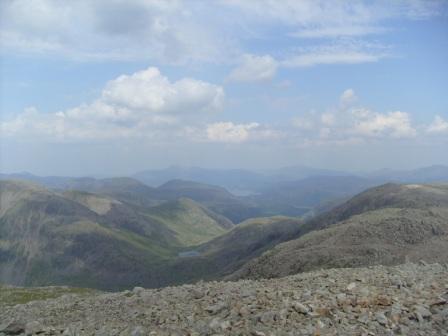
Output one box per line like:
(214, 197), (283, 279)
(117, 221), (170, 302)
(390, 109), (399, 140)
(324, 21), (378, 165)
(427, 116), (448, 134)
(227, 54), (278, 82)
(1, 67), (224, 140)
(206, 122), (259, 143)
(290, 89), (419, 145)
(353, 111), (417, 138)
(102, 67), (224, 114)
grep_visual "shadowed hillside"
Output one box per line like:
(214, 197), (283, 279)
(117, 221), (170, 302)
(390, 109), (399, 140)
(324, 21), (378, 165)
(231, 183), (448, 280)
(0, 181), (234, 289)
(0, 180), (305, 290)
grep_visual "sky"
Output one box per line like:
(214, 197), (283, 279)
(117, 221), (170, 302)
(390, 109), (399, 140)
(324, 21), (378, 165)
(0, 0), (447, 176)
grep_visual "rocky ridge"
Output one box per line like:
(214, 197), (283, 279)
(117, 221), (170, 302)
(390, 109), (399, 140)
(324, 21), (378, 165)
(1, 262), (447, 335)
(230, 184), (448, 281)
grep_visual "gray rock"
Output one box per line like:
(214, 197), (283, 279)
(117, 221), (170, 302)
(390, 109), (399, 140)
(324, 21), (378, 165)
(205, 302), (227, 315)
(190, 288), (204, 299)
(346, 282), (357, 291)
(251, 332), (266, 336)
(292, 302), (309, 314)
(259, 311), (276, 324)
(25, 321), (44, 335)
(1, 263), (447, 335)
(358, 312), (370, 324)
(132, 287), (145, 295)
(414, 305), (432, 319)
(62, 326), (79, 336)
(375, 312), (388, 326)
(131, 326), (146, 336)
(0, 321), (25, 335)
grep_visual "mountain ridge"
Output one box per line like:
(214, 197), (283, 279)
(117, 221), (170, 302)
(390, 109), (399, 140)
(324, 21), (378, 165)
(231, 183), (448, 280)
(0, 180), (237, 289)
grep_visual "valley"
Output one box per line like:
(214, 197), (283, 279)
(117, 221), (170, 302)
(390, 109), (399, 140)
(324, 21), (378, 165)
(1, 167), (448, 334)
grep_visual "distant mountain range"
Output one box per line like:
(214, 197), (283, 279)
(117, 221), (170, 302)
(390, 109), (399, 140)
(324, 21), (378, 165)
(132, 164), (448, 191)
(3, 164), (448, 220)
(1, 167), (448, 290)
(4, 164), (448, 192)
(365, 165), (448, 183)
(132, 165), (351, 193)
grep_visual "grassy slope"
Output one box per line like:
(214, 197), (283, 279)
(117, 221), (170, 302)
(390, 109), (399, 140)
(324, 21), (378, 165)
(156, 179), (262, 224)
(0, 180), (239, 289)
(143, 198), (229, 246)
(0, 285), (98, 308)
(62, 188), (233, 248)
(62, 190), (121, 215)
(0, 194), (177, 289)
(153, 216), (304, 286)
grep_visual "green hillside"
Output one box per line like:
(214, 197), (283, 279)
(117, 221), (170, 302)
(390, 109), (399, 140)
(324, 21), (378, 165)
(140, 215), (304, 286)
(62, 177), (263, 223)
(142, 198), (232, 246)
(0, 180), (236, 289)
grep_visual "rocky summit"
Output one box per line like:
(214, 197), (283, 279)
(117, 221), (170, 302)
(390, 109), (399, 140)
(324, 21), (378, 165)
(1, 263), (447, 336)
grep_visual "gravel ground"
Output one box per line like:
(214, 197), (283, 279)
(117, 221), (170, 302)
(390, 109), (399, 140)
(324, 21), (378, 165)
(1, 262), (447, 336)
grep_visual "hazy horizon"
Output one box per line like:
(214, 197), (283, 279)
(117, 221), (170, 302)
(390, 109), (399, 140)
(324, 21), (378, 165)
(2, 163), (448, 180)
(1, 1), (447, 176)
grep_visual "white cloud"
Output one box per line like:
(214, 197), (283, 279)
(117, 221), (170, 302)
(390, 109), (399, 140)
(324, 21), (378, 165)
(292, 116), (314, 130)
(427, 116), (448, 134)
(354, 111), (417, 138)
(0, 0), (230, 63)
(227, 54), (278, 82)
(224, 0), (443, 38)
(290, 26), (386, 39)
(321, 113), (335, 126)
(102, 67), (224, 114)
(340, 89), (357, 106)
(206, 122), (259, 143)
(1, 67), (224, 140)
(289, 90), (419, 144)
(224, 0), (374, 27)
(282, 43), (387, 67)
(0, 0), (442, 66)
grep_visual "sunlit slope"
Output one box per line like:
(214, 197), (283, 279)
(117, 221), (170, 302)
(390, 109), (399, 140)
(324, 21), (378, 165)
(141, 197), (232, 246)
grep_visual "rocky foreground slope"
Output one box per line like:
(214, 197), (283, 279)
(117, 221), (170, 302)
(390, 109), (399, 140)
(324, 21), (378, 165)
(1, 263), (447, 335)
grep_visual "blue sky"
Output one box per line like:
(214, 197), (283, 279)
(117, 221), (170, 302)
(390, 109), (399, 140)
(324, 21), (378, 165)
(0, 0), (447, 176)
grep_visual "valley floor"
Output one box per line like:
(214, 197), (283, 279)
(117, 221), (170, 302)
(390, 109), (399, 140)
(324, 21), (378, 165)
(1, 263), (447, 335)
